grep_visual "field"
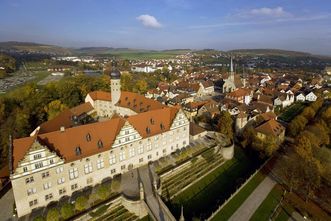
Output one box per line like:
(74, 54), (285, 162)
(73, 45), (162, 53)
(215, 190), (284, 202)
(166, 147), (263, 221)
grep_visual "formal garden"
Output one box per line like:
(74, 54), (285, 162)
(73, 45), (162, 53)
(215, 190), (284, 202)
(164, 146), (264, 221)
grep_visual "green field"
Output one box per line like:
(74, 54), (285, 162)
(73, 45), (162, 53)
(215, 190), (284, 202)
(108, 50), (190, 60)
(210, 172), (265, 221)
(166, 147), (263, 221)
(278, 103), (306, 122)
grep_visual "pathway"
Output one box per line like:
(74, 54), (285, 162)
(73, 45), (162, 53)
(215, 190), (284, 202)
(138, 165), (175, 221)
(0, 188), (17, 221)
(229, 176), (276, 221)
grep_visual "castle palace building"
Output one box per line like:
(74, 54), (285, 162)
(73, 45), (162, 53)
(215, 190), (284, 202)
(9, 70), (190, 217)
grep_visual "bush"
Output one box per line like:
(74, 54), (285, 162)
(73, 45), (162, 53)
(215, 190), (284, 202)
(61, 203), (75, 220)
(46, 208), (60, 221)
(33, 216), (44, 221)
(75, 196), (89, 212)
(96, 184), (111, 200)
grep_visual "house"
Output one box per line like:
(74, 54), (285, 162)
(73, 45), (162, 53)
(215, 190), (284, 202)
(226, 88), (252, 105)
(189, 122), (207, 140)
(273, 93), (294, 108)
(197, 100), (219, 118)
(305, 91), (317, 102)
(295, 92), (306, 102)
(255, 119), (285, 142)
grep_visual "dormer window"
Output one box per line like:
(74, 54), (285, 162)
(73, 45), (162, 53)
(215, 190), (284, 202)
(75, 147), (81, 156)
(125, 97), (128, 101)
(146, 127), (151, 134)
(97, 140), (103, 149)
(86, 133), (91, 142)
(150, 118), (155, 125)
(160, 123), (164, 130)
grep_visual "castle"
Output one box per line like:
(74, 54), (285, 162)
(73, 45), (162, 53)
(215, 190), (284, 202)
(9, 70), (190, 217)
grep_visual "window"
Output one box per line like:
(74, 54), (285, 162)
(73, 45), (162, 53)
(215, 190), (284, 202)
(25, 176), (34, 184)
(154, 136), (159, 141)
(146, 143), (152, 151)
(129, 147), (135, 158)
(125, 130), (129, 135)
(119, 152), (126, 161)
(29, 199), (38, 207)
(156, 152), (159, 156)
(33, 154), (42, 160)
(35, 162), (43, 169)
(42, 171), (50, 179)
(148, 155), (152, 160)
(23, 167), (28, 172)
(139, 158), (143, 163)
(43, 182), (52, 190)
(69, 168), (78, 180)
(75, 147), (82, 156)
(56, 167), (63, 174)
(121, 165), (126, 170)
(97, 140), (103, 149)
(125, 137), (130, 142)
(84, 163), (93, 174)
(87, 177), (93, 184)
(86, 133), (91, 142)
(138, 146), (144, 154)
(111, 169), (116, 174)
(71, 183), (78, 190)
(163, 149), (166, 154)
(97, 158), (104, 169)
(59, 188), (66, 195)
(109, 155), (116, 165)
(45, 193), (53, 201)
(27, 188), (36, 196)
(57, 177), (65, 185)
(50, 159), (54, 164)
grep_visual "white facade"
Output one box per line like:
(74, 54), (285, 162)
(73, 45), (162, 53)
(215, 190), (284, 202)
(305, 92), (317, 102)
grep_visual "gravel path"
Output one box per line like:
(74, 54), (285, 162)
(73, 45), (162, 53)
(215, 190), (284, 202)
(229, 176), (276, 221)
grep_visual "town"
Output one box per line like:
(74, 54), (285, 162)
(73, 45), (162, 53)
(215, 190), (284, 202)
(0, 1), (331, 221)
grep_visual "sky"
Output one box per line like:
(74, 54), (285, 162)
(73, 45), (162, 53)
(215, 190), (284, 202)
(0, 0), (331, 55)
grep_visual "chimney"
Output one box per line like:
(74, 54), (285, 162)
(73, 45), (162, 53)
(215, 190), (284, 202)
(8, 135), (13, 175)
(60, 126), (65, 132)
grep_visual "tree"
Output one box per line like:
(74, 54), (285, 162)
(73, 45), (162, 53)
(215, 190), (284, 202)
(44, 100), (68, 120)
(96, 184), (111, 200)
(75, 196), (89, 211)
(61, 203), (75, 220)
(135, 80), (148, 94)
(301, 106), (316, 121)
(46, 208), (59, 221)
(217, 111), (233, 143)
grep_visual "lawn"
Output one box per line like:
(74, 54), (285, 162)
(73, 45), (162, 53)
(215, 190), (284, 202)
(250, 185), (284, 221)
(278, 103), (306, 122)
(167, 147), (263, 221)
(210, 171), (265, 221)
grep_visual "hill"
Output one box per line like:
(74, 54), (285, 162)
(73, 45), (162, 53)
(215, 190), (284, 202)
(0, 41), (72, 55)
(227, 49), (312, 57)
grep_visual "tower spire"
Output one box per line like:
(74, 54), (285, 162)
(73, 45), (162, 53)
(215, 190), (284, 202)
(230, 56), (234, 73)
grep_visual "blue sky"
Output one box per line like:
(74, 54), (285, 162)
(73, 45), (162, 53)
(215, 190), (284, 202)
(0, 0), (331, 54)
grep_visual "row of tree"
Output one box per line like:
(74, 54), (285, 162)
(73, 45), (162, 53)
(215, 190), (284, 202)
(277, 100), (331, 205)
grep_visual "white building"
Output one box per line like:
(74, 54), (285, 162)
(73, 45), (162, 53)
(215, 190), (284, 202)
(305, 91), (317, 102)
(10, 70), (190, 218)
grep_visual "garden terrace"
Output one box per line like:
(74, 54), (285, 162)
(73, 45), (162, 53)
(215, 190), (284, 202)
(91, 204), (139, 221)
(161, 147), (224, 199)
(166, 146), (263, 221)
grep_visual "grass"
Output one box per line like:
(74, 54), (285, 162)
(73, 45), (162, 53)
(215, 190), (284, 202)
(167, 147), (263, 221)
(210, 171), (265, 221)
(278, 103), (306, 122)
(250, 185), (284, 221)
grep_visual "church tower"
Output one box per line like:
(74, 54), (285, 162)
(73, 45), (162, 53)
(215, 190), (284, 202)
(229, 57), (234, 81)
(110, 69), (121, 106)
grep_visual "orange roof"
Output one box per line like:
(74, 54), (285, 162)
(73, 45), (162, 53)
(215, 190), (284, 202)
(39, 102), (94, 134)
(13, 135), (36, 170)
(127, 107), (178, 138)
(87, 91), (166, 113)
(260, 112), (277, 121)
(38, 117), (125, 163)
(227, 88), (251, 98)
(255, 119), (285, 137)
(12, 107), (180, 169)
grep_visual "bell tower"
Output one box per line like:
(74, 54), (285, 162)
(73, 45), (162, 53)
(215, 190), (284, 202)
(110, 69), (121, 106)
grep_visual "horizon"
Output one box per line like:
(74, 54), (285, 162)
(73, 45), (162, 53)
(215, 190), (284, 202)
(0, 0), (331, 55)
